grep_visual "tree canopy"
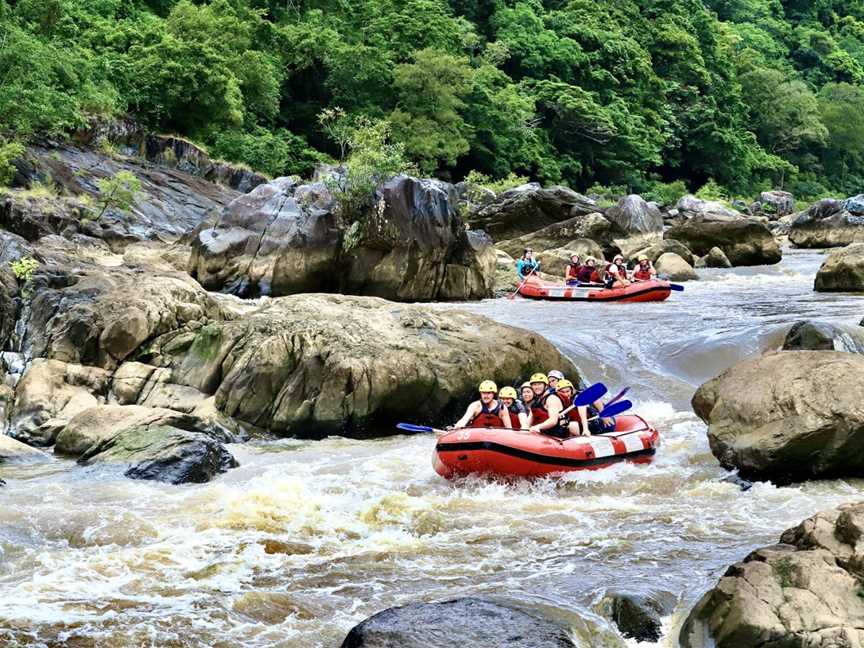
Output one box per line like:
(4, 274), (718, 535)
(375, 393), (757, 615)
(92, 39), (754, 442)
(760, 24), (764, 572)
(2, 0), (864, 197)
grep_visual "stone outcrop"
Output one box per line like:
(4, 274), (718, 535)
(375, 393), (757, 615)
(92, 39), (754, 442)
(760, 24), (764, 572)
(665, 216), (781, 266)
(190, 175), (496, 301)
(695, 246), (732, 269)
(535, 240), (605, 276)
(680, 502), (864, 648)
(758, 190), (795, 218)
(142, 293), (580, 438)
(468, 183), (599, 241)
(692, 351), (864, 482)
(496, 213), (622, 259)
(655, 252), (698, 281)
(604, 194), (664, 236)
(341, 598), (574, 648)
(629, 239), (695, 266)
(789, 197), (864, 248)
(782, 320), (864, 353)
(814, 242), (864, 292)
(675, 195), (742, 221)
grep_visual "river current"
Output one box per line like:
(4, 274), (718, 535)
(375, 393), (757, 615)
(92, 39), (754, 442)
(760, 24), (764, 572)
(1, 249), (863, 647)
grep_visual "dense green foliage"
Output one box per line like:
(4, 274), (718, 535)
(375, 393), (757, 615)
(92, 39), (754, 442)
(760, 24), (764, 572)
(2, 0), (864, 197)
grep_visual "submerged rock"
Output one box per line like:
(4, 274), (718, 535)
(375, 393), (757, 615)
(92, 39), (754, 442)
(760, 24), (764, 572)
(814, 242), (864, 292)
(655, 252), (697, 281)
(468, 183), (598, 241)
(665, 216), (781, 266)
(680, 502), (864, 648)
(783, 320), (864, 353)
(692, 351), (864, 482)
(789, 197), (864, 248)
(190, 175), (495, 301)
(341, 598), (574, 648)
(146, 293), (580, 438)
(697, 247), (732, 269)
(602, 592), (673, 643)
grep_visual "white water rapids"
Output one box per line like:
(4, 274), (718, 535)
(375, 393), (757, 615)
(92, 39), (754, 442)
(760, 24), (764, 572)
(1, 248), (863, 647)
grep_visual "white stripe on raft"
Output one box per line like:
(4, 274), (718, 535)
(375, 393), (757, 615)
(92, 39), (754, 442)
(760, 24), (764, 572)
(589, 436), (616, 458)
(622, 433), (646, 453)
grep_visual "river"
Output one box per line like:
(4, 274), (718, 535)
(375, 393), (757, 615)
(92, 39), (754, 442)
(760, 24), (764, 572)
(1, 248), (863, 647)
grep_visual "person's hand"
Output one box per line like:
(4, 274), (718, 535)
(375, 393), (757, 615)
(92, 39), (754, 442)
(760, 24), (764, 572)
(446, 425), (455, 431)
(529, 425), (540, 433)
(601, 417), (613, 426)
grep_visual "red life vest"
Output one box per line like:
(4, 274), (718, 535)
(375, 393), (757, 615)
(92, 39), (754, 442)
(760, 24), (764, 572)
(634, 266), (653, 281)
(530, 391), (562, 425)
(607, 262), (626, 278)
(470, 400), (505, 428)
(565, 263), (580, 281)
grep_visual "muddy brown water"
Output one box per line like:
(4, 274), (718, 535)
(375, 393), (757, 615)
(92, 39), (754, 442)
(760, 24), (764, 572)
(1, 248), (863, 647)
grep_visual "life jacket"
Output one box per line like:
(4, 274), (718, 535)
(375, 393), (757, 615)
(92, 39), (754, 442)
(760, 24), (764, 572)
(607, 262), (626, 278)
(566, 263), (580, 280)
(470, 400), (505, 428)
(589, 269), (602, 284)
(530, 391), (562, 425)
(633, 265), (653, 281)
(501, 402), (524, 428)
(556, 392), (579, 422)
(577, 265), (594, 283)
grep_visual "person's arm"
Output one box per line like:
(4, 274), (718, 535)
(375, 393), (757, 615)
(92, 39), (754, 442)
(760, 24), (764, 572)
(577, 405), (590, 436)
(593, 398), (613, 426)
(531, 396), (563, 432)
(454, 402), (480, 429)
(518, 411), (530, 429)
(516, 259), (525, 278)
(649, 264), (657, 278)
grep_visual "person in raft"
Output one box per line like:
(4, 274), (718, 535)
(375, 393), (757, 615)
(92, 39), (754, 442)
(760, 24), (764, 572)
(498, 386), (530, 429)
(577, 257), (597, 284)
(516, 248), (540, 279)
(632, 254), (657, 282)
(606, 254), (630, 288)
(564, 253), (581, 286)
(452, 380), (512, 429)
(554, 379), (590, 436)
(520, 381), (535, 411)
(547, 369), (565, 392)
(527, 373), (569, 438)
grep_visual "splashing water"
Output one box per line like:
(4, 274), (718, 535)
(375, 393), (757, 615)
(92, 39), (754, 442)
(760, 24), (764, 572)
(2, 248), (863, 647)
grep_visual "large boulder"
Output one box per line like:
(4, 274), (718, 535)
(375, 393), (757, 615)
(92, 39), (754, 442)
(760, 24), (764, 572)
(0, 434), (50, 462)
(680, 502), (864, 648)
(143, 294), (580, 438)
(55, 404), (238, 484)
(665, 216), (781, 266)
(655, 252), (698, 281)
(692, 351), (864, 482)
(695, 246), (732, 269)
(783, 320), (864, 353)
(604, 194), (664, 235)
(535, 240), (606, 275)
(496, 213), (622, 259)
(758, 190), (795, 219)
(190, 175), (495, 301)
(8, 359), (110, 446)
(600, 592), (673, 643)
(21, 246), (227, 369)
(629, 239), (695, 266)
(10, 144), (239, 247)
(814, 242), (864, 292)
(468, 183), (599, 241)
(675, 195), (742, 221)
(789, 198), (864, 248)
(341, 598), (574, 648)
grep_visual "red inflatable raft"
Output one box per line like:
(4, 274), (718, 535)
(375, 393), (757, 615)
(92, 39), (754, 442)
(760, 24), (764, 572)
(518, 276), (672, 303)
(433, 414), (659, 479)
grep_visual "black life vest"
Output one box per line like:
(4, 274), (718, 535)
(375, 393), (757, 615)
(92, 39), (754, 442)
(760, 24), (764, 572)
(530, 390), (561, 425)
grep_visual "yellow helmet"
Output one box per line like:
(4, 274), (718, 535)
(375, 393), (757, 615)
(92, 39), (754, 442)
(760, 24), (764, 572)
(499, 386), (518, 399)
(478, 380), (498, 393)
(638, 254), (649, 262)
(530, 373), (549, 385)
(556, 379), (574, 391)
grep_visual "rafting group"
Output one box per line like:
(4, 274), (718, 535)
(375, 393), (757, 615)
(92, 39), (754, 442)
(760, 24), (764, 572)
(517, 248), (656, 289)
(452, 371), (617, 439)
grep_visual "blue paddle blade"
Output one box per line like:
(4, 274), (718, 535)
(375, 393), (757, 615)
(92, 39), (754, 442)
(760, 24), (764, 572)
(396, 423), (434, 434)
(669, 283), (685, 291)
(598, 399), (632, 418)
(575, 382), (607, 407)
(606, 386), (630, 406)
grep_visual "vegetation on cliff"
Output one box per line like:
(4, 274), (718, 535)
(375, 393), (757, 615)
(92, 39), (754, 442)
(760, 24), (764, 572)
(2, 0), (864, 199)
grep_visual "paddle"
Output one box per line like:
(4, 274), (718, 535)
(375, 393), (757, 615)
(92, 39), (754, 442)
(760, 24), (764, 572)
(508, 266), (537, 300)
(605, 386), (630, 406)
(669, 283), (685, 292)
(396, 423), (444, 434)
(558, 381), (608, 418)
(590, 399), (632, 419)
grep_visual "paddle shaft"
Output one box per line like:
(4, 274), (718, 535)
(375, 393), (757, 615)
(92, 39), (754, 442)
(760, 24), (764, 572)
(508, 266), (537, 299)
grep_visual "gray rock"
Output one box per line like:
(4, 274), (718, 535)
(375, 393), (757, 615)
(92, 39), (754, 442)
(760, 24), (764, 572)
(675, 195), (742, 221)
(497, 212), (623, 260)
(604, 195), (664, 235)
(655, 252), (698, 281)
(680, 502), (864, 648)
(692, 351), (864, 482)
(468, 184), (599, 241)
(758, 190), (795, 218)
(603, 592), (672, 643)
(340, 598), (574, 648)
(844, 193), (864, 216)
(789, 198), (864, 248)
(665, 217), (781, 266)
(783, 321), (864, 353)
(699, 247), (732, 268)
(814, 242), (864, 292)
(630, 240), (695, 266)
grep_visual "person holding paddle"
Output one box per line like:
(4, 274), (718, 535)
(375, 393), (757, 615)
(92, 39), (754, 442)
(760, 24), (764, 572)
(452, 380), (510, 429)
(516, 248), (540, 279)
(555, 380), (590, 436)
